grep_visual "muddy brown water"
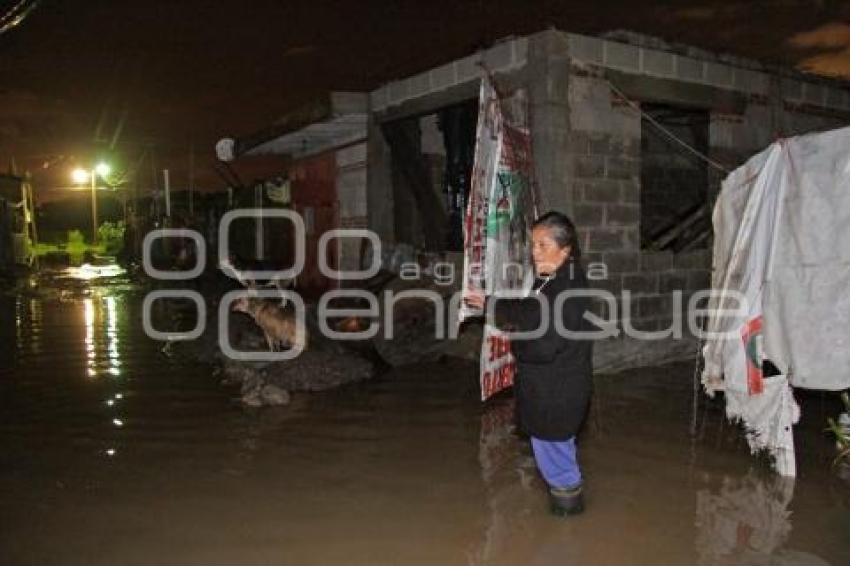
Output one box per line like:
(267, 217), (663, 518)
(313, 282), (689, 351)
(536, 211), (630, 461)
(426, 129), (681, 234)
(1, 271), (848, 565)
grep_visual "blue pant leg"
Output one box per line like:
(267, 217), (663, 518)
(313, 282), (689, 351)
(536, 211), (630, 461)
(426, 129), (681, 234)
(530, 436), (582, 489)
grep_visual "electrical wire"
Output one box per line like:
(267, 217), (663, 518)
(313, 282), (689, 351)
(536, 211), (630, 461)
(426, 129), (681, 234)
(0, 0), (31, 24)
(570, 57), (732, 174)
(605, 79), (731, 174)
(0, 0), (41, 36)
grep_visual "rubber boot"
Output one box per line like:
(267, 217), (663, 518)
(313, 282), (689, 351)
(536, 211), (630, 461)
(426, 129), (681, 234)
(549, 484), (584, 516)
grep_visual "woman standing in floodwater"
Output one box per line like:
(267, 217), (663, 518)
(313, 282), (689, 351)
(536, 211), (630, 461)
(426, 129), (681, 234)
(466, 211), (594, 516)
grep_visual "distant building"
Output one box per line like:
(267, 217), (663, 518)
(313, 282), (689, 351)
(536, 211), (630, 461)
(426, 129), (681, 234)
(218, 29), (850, 368)
(0, 173), (37, 274)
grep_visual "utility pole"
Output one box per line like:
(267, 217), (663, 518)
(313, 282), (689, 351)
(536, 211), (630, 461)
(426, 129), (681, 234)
(91, 169), (98, 244)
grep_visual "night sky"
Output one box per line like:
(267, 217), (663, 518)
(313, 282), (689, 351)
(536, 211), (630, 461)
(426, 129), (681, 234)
(2, 0), (849, 200)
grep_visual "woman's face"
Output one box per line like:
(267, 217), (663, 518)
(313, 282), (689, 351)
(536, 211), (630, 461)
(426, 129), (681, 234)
(531, 226), (571, 276)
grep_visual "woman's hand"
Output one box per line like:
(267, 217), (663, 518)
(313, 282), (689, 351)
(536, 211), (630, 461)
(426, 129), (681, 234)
(464, 289), (485, 309)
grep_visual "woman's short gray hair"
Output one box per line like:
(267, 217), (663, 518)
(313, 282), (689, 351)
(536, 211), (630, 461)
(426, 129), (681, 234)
(532, 211), (581, 259)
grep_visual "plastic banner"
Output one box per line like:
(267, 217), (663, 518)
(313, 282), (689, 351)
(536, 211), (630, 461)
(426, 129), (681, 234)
(462, 75), (537, 401)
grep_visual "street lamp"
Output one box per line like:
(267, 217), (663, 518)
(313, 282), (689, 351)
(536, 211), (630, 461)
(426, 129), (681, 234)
(71, 163), (111, 244)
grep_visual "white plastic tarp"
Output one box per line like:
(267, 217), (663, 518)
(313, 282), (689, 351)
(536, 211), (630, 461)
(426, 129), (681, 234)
(702, 126), (850, 475)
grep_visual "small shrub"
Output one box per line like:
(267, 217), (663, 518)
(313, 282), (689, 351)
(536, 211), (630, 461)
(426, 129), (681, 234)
(98, 221), (126, 255)
(827, 392), (850, 468)
(67, 229), (85, 247)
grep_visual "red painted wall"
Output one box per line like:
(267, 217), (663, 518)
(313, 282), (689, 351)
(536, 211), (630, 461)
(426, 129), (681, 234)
(286, 151), (339, 298)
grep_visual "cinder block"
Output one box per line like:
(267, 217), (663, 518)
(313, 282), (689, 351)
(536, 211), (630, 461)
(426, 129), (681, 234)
(370, 86), (387, 112)
(569, 75), (611, 104)
(580, 179), (620, 203)
(575, 155), (606, 179)
(605, 156), (637, 180)
(659, 271), (688, 294)
(640, 252), (673, 271)
(733, 69), (770, 95)
(535, 104), (570, 132)
(687, 269), (711, 291)
(513, 36), (529, 67)
(408, 71), (432, 98)
(532, 28), (570, 59)
(602, 251), (639, 273)
(587, 298), (612, 320)
(387, 80), (410, 105)
(782, 78), (803, 101)
(642, 50), (675, 78)
(623, 316), (659, 332)
(546, 62), (571, 100)
(705, 63), (734, 88)
(567, 33), (604, 66)
(614, 136), (640, 157)
(825, 87), (845, 109)
(620, 180), (640, 204)
(587, 227), (626, 252)
(588, 134), (612, 155)
(635, 294), (670, 318)
(655, 316), (679, 333)
(623, 226), (640, 250)
(570, 131), (592, 155)
(335, 143), (367, 168)
(709, 117), (738, 149)
(484, 40), (515, 71)
(430, 63), (457, 91)
(621, 273), (659, 294)
(583, 251), (605, 265)
(570, 106), (608, 136)
(803, 83), (826, 106)
(340, 216), (368, 230)
(673, 250), (710, 270)
(577, 227), (590, 252)
(675, 56), (705, 83)
(604, 41), (640, 72)
(337, 172), (368, 217)
(456, 54), (480, 83)
(589, 275), (621, 295)
(605, 204), (639, 226)
(572, 203), (605, 227)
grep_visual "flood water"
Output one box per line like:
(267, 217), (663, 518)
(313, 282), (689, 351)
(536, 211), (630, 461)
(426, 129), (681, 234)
(1, 272), (848, 565)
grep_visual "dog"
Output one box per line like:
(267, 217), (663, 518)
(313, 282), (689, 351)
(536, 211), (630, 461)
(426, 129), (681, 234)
(220, 255), (295, 307)
(231, 295), (308, 353)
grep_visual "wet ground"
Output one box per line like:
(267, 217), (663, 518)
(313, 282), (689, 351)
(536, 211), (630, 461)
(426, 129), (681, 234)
(1, 270), (848, 565)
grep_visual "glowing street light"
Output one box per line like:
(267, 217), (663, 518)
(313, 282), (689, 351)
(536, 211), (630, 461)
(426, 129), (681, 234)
(71, 168), (90, 184)
(94, 162), (111, 178)
(71, 162), (111, 244)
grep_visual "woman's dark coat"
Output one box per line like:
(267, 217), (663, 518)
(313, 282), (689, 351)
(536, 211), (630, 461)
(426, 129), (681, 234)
(491, 258), (594, 440)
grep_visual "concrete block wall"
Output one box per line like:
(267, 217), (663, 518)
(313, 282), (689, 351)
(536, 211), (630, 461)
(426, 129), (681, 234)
(527, 30), (573, 214)
(365, 116), (394, 245)
(561, 30), (849, 363)
(370, 37), (529, 113)
(567, 73), (641, 255)
(566, 72), (712, 338)
(565, 33), (850, 113)
(335, 142), (369, 271)
(706, 87), (849, 206)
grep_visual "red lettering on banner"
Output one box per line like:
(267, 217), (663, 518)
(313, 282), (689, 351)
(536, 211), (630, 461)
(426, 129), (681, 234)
(498, 336), (511, 359)
(482, 360), (516, 399)
(488, 334), (513, 362)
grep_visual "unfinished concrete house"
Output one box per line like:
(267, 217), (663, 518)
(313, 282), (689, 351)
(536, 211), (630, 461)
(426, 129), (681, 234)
(220, 29), (850, 368)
